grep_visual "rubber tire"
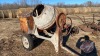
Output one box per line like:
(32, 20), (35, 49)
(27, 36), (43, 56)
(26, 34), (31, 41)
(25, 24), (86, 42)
(22, 34), (35, 51)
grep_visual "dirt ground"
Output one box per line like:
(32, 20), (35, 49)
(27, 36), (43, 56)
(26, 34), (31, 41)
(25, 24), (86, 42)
(0, 13), (100, 56)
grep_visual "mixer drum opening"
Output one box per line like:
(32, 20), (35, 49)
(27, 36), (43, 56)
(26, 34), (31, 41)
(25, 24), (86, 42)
(32, 4), (55, 30)
(33, 4), (44, 17)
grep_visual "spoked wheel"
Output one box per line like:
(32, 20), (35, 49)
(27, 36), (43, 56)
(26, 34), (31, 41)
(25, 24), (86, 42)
(57, 13), (72, 48)
(22, 34), (35, 51)
(64, 17), (72, 35)
(57, 13), (72, 36)
(57, 13), (66, 30)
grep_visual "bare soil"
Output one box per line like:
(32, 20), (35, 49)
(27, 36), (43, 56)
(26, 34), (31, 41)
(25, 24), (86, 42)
(0, 13), (100, 56)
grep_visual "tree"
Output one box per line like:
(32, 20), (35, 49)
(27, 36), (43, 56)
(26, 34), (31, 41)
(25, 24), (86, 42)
(20, 0), (28, 7)
(30, 0), (42, 6)
(84, 1), (93, 7)
(56, 2), (66, 7)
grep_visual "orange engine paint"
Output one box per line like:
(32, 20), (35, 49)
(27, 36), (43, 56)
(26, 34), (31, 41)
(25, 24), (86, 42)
(19, 16), (34, 33)
(19, 17), (28, 33)
(27, 16), (34, 30)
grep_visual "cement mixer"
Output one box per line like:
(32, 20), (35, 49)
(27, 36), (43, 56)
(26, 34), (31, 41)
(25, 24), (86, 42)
(17, 4), (99, 56)
(19, 4), (73, 53)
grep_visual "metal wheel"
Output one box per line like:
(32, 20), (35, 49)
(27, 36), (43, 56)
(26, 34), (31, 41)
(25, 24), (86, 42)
(57, 13), (72, 36)
(57, 13), (66, 30)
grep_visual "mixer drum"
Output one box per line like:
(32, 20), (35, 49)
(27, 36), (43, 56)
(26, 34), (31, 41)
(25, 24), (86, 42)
(33, 4), (56, 30)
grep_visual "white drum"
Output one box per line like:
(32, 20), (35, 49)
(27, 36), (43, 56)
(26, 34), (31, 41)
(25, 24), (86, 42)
(33, 4), (56, 30)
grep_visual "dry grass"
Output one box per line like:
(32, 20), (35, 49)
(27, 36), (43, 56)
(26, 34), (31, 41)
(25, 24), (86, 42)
(0, 12), (100, 56)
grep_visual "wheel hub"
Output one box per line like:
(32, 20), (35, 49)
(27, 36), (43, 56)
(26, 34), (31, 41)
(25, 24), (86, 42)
(22, 36), (29, 48)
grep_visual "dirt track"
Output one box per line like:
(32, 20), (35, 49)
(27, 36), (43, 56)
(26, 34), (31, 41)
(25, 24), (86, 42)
(0, 13), (100, 56)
